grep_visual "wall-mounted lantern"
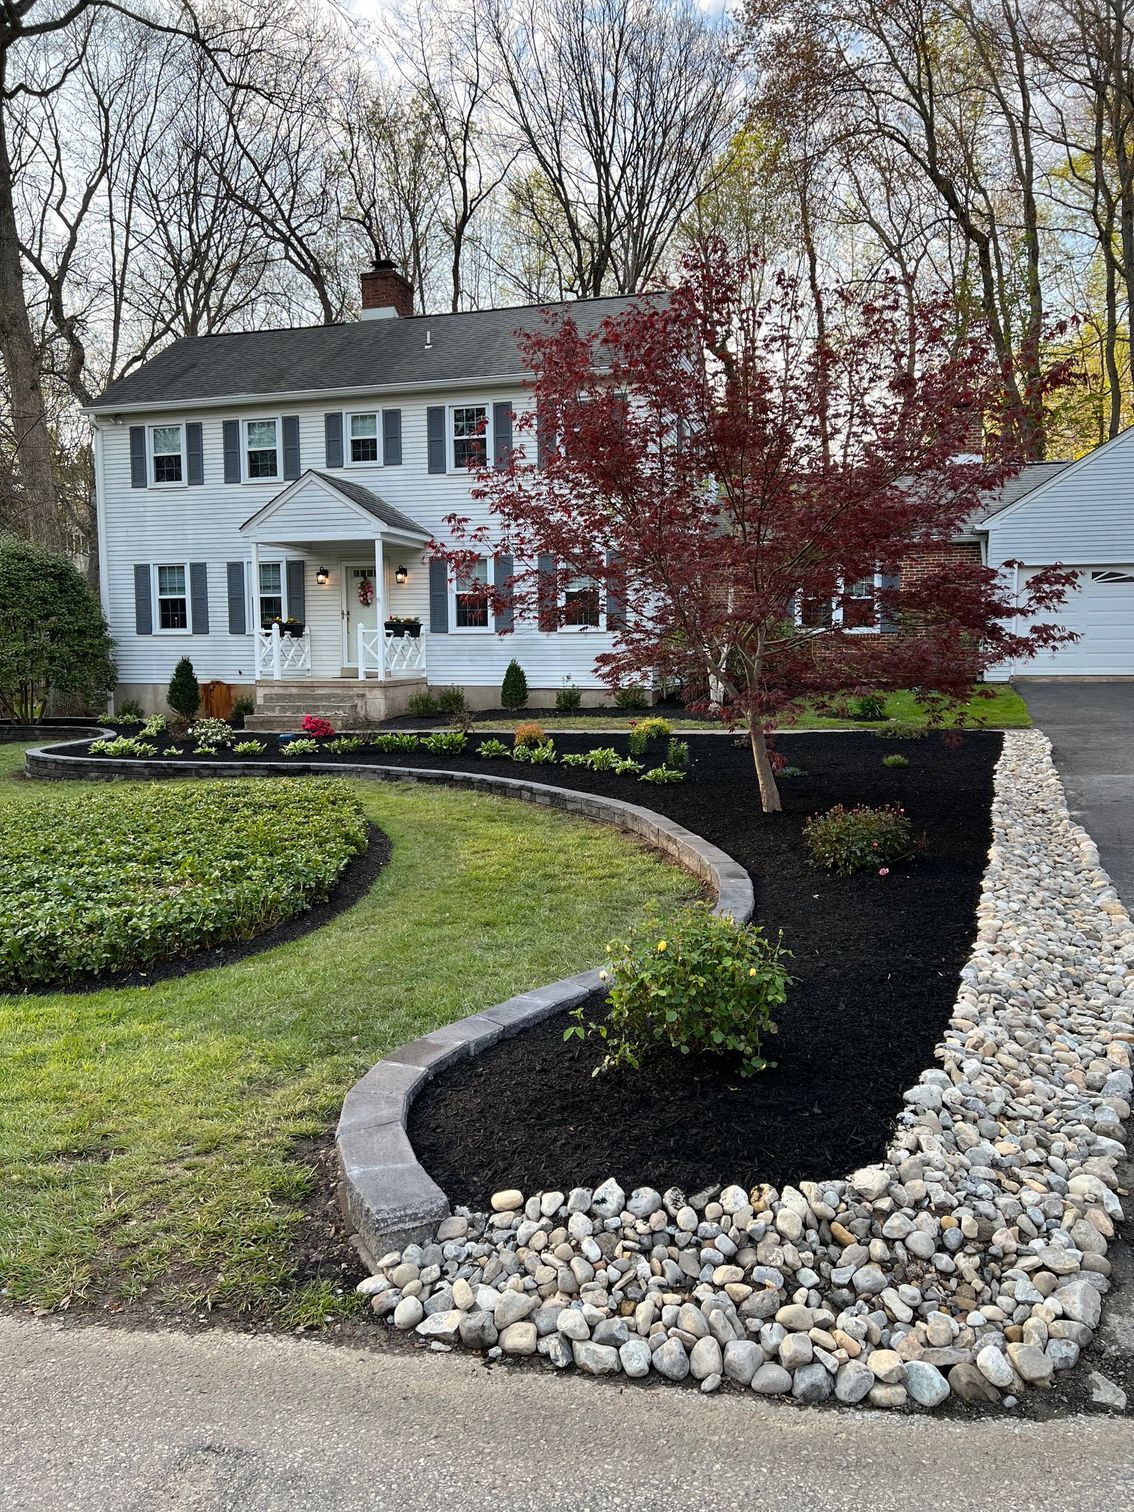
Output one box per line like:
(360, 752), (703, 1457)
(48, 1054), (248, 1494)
(395, 564), (409, 586)
(315, 566), (330, 587)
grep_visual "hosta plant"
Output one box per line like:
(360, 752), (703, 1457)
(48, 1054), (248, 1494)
(233, 740), (266, 756)
(640, 765), (685, 784)
(565, 902), (789, 1078)
(326, 736), (363, 754)
(371, 732), (420, 754)
(280, 738), (318, 756)
(513, 740), (557, 764)
(421, 729), (466, 755)
(477, 738), (511, 759)
(88, 736), (157, 758)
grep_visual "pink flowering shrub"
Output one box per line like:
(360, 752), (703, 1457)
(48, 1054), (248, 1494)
(803, 804), (920, 876)
(300, 715), (336, 739)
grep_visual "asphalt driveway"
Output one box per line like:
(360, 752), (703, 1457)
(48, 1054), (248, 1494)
(1018, 683), (1134, 907)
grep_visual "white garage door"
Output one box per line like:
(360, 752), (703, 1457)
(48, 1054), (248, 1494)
(1022, 566), (1134, 675)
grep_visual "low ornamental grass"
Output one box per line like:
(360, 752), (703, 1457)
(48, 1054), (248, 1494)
(0, 780), (368, 990)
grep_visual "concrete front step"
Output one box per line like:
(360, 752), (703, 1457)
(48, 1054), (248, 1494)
(250, 675), (427, 727)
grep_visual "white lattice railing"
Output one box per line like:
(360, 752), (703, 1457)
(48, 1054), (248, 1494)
(256, 624), (311, 680)
(357, 625), (427, 679)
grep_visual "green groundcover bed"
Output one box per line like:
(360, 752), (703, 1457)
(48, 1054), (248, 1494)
(0, 779), (368, 990)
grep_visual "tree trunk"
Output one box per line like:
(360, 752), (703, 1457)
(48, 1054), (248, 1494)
(748, 718), (782, 813)
(0, 105), (61, 548)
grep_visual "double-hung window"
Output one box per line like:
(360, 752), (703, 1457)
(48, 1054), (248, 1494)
(564, 573), (602, 628)
(258, 562), (284, 627)
(454, 557), (490, 628)
(244, 419), (280, 480)
(156, 564), (189, 631)
(452, 405), (488, 470)
(348, 412), (380, 464)
(843, 576), (878, 630)
(150, 425), (185, 485)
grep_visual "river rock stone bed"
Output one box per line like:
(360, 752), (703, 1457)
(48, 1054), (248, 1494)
(358, 731), (1132, 1408)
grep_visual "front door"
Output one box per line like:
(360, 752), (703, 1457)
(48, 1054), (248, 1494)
(342, 561), (379, 668)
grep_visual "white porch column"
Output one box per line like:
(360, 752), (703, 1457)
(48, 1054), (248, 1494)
(271, 622), (282, 680)
(372, 535), (386, 681)
(250, 540), (260, 676)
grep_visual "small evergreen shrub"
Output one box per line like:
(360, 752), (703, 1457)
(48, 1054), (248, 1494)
(614, 684), (649, 710)
(565, 902), (788, 1077)
(407, 690), (439, 717)
(301, 715), (336, 739)
(232, 695), (256, 722)
(117, 699), (145, 720)
(665, 738), (689, 771)
(804, 803), (919, 875)
(326, 736), (362, 754)
(233, 739), (266, 755)
(882, 753), (909, 769)
(501, 659), (528, 709)
(477, 738), (511, 760)
(88, 736), (157, 758)
(875, 720), (927, 739)
(421, 729), (466, 755)
(556, 679), (582, 712)
(640, 765), (685, 784)
(167, 657), (200, 719)
(188, 718), (235, 748)
(851, 692), (887, 721)
(371, 732), (420, 754)
(280, 738), (318, 756)
(435, 686), (469, 716)
(514, 721), (548, 749)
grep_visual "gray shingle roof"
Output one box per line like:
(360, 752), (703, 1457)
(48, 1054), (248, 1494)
(308, 471), (430, 537)
(90, 294), (660, 411)
(965, 461), (1072, 533)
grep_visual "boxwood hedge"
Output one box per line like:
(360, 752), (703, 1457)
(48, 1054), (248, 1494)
(1, 779), (368, 990)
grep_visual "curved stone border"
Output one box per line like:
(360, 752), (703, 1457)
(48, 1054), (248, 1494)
(22, 739), (752, 1260)
(353, 732), (1132, 1410)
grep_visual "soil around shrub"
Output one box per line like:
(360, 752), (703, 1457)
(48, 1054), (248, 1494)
(402, 731), (1000, 1201)
(13, 823), (391, 996)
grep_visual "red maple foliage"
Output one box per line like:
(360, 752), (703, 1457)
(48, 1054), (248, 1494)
(438, 246), (1075, 810)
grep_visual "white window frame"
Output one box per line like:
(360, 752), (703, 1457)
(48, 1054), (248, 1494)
(345, 410), (382, 467)
(560, 570), (604, 632)
(793, 571), (886, 635)
(149, 423), (186, 488)
(257, 559), (287, 629)
(451, 555), (492, 632)
(153, 561), (191, 635)
(242, 415), (283, 483)
(449, 403), (490, 473)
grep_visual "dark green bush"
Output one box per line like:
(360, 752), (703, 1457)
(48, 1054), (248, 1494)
(851, 692), (887, 721)
(804, 803), (919, 875)
(501, 660), (528, 709)
(0, 780), (367, 989)
(117, 698), (145, 720)
(0, 536), (116, 721)
(565, 903), (788, 1077)
(435, 686), (469, 717)
(232, 695), (256, 723)
(614, 684), (650, 710)
(167, 657), (200, 719)
(407, 691), (439, 717)
(556, 680), (582, 712)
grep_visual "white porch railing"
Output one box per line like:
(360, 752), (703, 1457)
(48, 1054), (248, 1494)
(357, 625), (428, 679)
(256, 624), (311, 680)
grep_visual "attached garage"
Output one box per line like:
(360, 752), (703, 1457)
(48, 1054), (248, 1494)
(978, 434), (1134, 680)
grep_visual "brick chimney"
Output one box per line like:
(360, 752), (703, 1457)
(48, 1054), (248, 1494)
(360, 260), (414, 320)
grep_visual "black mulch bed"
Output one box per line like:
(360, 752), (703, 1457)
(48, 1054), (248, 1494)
(26, 823), (391, 996)
(383, 701), (705, 729)
(398, 730), (1001, 1201)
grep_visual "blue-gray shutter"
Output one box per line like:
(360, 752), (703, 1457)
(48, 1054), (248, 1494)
(537, 553), (557, 631)
(186, 422), (204, 484)
(282, 415), (300, 480)
(493, 402), (513, 468)
(427, 406), (446, 473)
(286, 559), (305, 622)
(133, 564), (153, 634)
(324, 412), (343, 468)
(227, 562), (247, 634)
(429, 558), (449, 632)
(189, 563), (209, 634)
(536, 410), (551, 470)
(494, 552), (514, 632)
(383, 409), (402, 465)
(879, 570), (901, 633)
(606, 550), (625, 631)
(129, 427), (147, 487)
(223, 419), (240, 482)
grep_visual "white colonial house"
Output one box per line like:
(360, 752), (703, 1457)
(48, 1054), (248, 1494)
(89, 262), (640, 720)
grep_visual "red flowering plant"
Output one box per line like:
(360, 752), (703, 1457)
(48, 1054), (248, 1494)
(300, 715), (336, 739)
(432, 242), (1075, 812)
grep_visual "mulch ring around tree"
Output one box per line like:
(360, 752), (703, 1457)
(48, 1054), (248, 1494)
(400, 730), (1000, 1203)
(22, 824), (391, 996)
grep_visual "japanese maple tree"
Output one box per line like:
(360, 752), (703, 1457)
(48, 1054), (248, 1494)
(440, 246), (1074, 811)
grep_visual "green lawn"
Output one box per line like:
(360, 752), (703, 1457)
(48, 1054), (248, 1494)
(0, 744), (696, 1323)
(469, 684), (1032, 734)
